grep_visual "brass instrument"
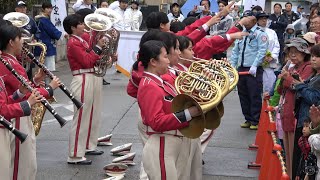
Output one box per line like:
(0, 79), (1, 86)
(4, 12), (33, 72)
(94, 8), (121, 69)
(172, 57), (238, 138)
(170, 67), (223, 138)
(106, 28), (120, 69)
(85, 14), (114, 77)
(24, 42), (56, 136)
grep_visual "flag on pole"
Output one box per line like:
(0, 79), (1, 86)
(116, 30), (145, 77)
(50, 0), (67, 32)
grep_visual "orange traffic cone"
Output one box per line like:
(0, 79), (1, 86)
(249, 97), (269, 150)
(258, 121), (277, 179)
(267, 144), (283, 180)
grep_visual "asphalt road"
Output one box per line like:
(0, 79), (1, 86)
(35, 60), (259, 180)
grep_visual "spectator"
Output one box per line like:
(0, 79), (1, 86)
(167, 3), (184, 23)
(230, 10), (269, 130)
(187, 0), (213, 19)
(296, 118), (313, 180)
(296, 5), (304, 18)
(256, 11), (279, 94)
(99, 0), (108, 8)
(251, 5), (263, 13)
(308, 133), (320, 180)
(310, 12), (320, 33)
(302, 32), (317, 49)
(34, 2), (64, 72)
(269, 3), (288, 64)
(230, 5), (240, 21)
(283, 2), (300, 24)
(124, 0), (142, 31)
(109, 0), (119, 10)
(72, 0), (97, 12)
(284, 24), (296, 43)
(170, 21), (186, 33)
(15, 0), (39, 79)
(292, 44), (320, 178)
(277, 38), (313, 178)
(182, 16), (197, 26)
(114, 0), (130, 30)
(210, 0), (233, 36)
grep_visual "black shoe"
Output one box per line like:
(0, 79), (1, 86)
(67, 159), (92, 165)
(103, 79), (110, 85)
(85, 150), (104, 155)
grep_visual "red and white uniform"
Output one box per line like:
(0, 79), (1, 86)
(66, 35), (103, 160)
(176, 16), (211, 45)
(193, 26), (242, 59)
(0, 77), (31, 180)
(0, 53), (53, 180)
(138, 72), (203, 180)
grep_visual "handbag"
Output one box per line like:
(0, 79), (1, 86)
(304, 152), (318, 176)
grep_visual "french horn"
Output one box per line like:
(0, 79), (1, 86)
(170, 67), (223, 138)
(94, 8), (122, 24)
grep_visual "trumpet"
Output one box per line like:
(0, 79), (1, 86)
(0, 115), (28, 143)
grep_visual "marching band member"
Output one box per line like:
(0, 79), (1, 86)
(0, 75), (41, 180)
(63, 14), (105, 165)
(137, 40), (201, 180)
(146, 1), (235, 45)
(76, 8), (112, 86)
(0, 24), (60, 180)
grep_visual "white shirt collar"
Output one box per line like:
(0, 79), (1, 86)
(144, 71), (163, 84)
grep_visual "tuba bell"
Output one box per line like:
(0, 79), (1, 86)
(85, 14), (114, 77)
(3, 12), (33, 71)
(95, 8), (121, 69)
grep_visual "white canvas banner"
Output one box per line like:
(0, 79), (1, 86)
(50, 0), (67, 32)
(116, 30), (145, 77)
(243, 0), (266, 11)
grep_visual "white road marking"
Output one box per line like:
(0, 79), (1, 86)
(42, 115), (74, 126)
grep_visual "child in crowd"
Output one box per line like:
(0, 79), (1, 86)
(284, 24), (296, 43)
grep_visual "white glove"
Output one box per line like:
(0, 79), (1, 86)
(249, 66), (257, 77)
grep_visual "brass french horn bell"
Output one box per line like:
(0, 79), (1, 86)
(172, 69), (223, 138)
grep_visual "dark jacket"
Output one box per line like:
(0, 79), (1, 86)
(294, 73), (320, 128)
(34, 14), (62, 56)
(283, 11), (300, 24)
(187, 11), (214, 19)
(269, 13), (288, 40)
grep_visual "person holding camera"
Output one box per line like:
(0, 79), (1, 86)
(187, 0), (213, 19)
(72, 0), (97, 12)
(277, 38), (313, 178)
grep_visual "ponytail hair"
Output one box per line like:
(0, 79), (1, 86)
(138, 40), (167, 69)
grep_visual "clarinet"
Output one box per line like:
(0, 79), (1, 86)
(22, 47), (84, 110)
(0, 115), (28, 143)
(0, 57), (68, 128)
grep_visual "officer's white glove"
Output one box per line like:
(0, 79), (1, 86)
(249, 66), (257, 77)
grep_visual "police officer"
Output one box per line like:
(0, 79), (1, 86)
(229, 10), (269, 130)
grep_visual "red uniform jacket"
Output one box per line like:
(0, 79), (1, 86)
(0, 78), (31, 126)
(161, 69), (178, 87)
(66, 35), (101, 72)
(127, 62), (144, 98)
(137, 72), (189, 132)
(193, 26), (241, 59)
(0, 53), (52, 98)
(277, 61), (313, 132)
(176, 16), (211, 45)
